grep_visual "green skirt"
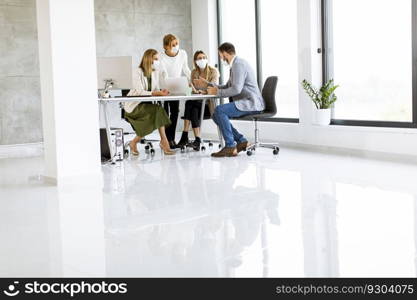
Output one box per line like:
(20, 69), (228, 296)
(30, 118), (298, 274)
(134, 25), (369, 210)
(125, 103), (171, 137)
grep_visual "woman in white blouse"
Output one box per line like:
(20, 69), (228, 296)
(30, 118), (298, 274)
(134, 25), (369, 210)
(160, 33), (192, 148)
(125, 49), (174, 156)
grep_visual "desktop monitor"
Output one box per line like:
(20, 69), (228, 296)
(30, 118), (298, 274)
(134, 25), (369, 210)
(97, 56), (133, 90)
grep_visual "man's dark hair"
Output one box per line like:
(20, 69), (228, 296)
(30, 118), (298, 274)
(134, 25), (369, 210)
(218, 42), (236, 55)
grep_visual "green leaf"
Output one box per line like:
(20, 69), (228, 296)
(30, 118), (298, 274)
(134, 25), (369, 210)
(301, 79), (339, 109)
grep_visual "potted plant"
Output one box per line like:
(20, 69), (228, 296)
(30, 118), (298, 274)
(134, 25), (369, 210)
(302, 79), (339, 126)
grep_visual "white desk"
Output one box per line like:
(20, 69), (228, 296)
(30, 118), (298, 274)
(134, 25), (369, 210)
(98, 95), (223, 162)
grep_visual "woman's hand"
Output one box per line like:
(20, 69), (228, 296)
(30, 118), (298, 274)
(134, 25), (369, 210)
(207, 86), (218, 95)
(160, 89), (170, 96)
(152, 89), (170, 96)
(193, 77), (209, 89)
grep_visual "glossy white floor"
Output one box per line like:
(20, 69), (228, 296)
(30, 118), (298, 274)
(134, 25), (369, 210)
(0, 144), (416, 278)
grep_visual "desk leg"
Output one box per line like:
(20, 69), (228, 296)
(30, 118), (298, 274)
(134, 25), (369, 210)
(216, 98), (224, 148)
(101, 102), (115, 163)
(199, 99), (206, 133)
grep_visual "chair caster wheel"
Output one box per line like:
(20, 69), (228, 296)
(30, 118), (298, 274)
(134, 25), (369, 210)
(273, 148), (279, 155)
(208, 143), (213, 148)
(150, 149), (155, 156)
(180, 146), (186, 153)
(201, 146), (206, 152)
(145, 145), (150, 151)
(147, 142), (153, 148)
(140, 139), (146, 144)
(247, 150), (253, 156)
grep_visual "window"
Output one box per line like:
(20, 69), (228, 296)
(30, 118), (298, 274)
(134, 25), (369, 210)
(260, 0), (299, 118)
(218, 0), (416, 126)
(217, 0), (299, 121)
(323, 0), (417, 127)
(218, 0), (257, 84)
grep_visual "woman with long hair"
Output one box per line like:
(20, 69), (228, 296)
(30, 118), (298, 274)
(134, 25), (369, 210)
(124, 49), (175, 156)
(177, 50), (219, 150)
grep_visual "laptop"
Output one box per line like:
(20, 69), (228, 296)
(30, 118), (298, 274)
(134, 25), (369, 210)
(162, 77), (189, 96)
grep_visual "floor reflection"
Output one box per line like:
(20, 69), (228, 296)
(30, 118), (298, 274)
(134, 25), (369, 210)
(104, 157), (280, 277)
(0, 148), (416, 277)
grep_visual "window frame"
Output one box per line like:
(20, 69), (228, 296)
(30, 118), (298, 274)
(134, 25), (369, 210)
(321, 0), (417, 128)
(216, 0), (300, 123)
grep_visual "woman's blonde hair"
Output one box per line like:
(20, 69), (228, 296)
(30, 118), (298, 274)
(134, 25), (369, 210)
(163, 34), (178, 50)
(139, 49), (158, 77)
(193, 50), (212, 80)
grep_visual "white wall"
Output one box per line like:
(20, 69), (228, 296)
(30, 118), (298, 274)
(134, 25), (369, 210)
(191, 0), (219, 68)
(192, 0), (417, 158)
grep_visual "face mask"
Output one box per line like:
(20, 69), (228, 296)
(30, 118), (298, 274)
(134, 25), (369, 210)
(196, 59), (208, 69)
(152, 60), (160, 70)
(172, 45), (179, 54)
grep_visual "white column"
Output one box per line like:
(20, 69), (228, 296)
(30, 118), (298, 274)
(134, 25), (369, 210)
(191, 0), (219, 66)
(191, 0), (220, 136)
(297, 0), (322, 126)
(36, 0), (101, 185)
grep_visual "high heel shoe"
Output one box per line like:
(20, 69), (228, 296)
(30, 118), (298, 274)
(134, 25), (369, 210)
(159, 143), (175, 155)
(128, 141), (139, 156)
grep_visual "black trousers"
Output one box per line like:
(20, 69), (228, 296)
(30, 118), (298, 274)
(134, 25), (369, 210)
(163, 101), (179, 142)
(184, 100), (203, 129)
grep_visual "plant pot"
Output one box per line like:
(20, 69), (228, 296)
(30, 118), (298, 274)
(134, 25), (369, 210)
(314, 108), (331, 126)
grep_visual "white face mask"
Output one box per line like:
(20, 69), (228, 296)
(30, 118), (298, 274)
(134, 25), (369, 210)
(152, 60), (160, 70)
(172, 45), (179, 54)
(196, 59), (208, 69)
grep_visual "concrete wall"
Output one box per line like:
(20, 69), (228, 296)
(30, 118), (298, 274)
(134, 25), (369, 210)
(0, 0), (41, 145)
(95, 0), (192, 64)
(0, 0), (193, 145)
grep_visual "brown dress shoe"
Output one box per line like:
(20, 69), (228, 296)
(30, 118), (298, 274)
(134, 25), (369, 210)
(236, 141), (249, 153)
(211, 147), (238, 158)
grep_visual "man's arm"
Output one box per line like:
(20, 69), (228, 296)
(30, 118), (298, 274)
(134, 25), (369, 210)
(217, 62), (246, 98)
(211, 79), (229, 89)
(194, 76), (229, 89)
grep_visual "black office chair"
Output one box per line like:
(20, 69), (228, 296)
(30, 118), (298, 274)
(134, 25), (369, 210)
(234, 76), (280, 156)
